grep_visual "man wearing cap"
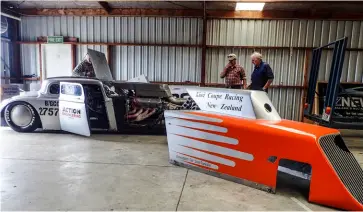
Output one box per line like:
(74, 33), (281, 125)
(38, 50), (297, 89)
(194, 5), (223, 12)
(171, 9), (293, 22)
(220, 54), (247, 89)
(248, 52), (274, 93)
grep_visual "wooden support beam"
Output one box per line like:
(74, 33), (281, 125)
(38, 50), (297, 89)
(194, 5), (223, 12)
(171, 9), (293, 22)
(151, 81), (306, 89)
(98, 1), (112, 14)
(38, 44), (43, 82)
(300, 50), (311, 122)
(16, 41), (202, 48)
(71, 44), (76, 69)
(19, 8), (203, 17)
(200, 1), (207, 86)
(207, 10), (363, 20)
(17, 8), (363, 20)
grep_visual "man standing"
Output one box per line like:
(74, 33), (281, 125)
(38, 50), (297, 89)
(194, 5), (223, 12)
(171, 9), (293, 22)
(220, 54), (247, 89)
(249, 52), (274, 92)
(72, 54), (96, 78)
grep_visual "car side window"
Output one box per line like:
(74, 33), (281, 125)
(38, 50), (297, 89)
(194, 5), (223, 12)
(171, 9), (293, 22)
(49, 83), (60, 95)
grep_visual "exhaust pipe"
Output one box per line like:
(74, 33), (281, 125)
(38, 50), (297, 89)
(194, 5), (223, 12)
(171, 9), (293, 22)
(128, 107), (138, 115)
(135, 108), (157, 122)
(127, 108), (143, 119)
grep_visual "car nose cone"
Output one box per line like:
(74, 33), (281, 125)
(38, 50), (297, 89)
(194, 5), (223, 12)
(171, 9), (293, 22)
(11, 105), (33, 127)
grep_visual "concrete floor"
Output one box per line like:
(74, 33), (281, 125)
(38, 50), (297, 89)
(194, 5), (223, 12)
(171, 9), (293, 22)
(0, 128), (362, 211)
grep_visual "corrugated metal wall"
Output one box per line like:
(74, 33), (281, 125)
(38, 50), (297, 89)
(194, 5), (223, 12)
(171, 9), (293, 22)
(207, 19), (363, 83)
(20, 44), (39, 77)
(206, 19), (363, 120)
(21, 16), (203, 44)
(20, 16), (203, 82)
(19, 17), (363, 120)
(207, 19), (363, 48)
(206, 48), (306, 86)
(112, 46), (201, 81)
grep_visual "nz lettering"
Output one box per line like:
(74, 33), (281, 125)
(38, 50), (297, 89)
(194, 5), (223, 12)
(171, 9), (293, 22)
(221, 104), (243, 111)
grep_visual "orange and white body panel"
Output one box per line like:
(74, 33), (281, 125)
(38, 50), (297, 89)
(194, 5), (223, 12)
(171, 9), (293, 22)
(165, 87), (363, 211)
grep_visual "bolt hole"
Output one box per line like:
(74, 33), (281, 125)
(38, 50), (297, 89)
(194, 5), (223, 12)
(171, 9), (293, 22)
(268, 156), (277, 163)
(264, 103), (272, 112)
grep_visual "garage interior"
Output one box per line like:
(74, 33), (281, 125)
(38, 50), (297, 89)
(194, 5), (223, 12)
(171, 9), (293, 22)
(1, 0), (363, 211)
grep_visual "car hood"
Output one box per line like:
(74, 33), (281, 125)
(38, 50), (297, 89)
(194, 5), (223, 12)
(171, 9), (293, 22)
(87, 49), (114, 81)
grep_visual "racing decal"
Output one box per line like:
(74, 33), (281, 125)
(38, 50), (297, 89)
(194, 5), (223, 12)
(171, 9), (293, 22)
(318, 82), (363, 120)
(39, 107), (59, 116)
(38, 101), (59, 116)
(44, 100), (59, 107)
(166, 112), (255, 172)
(173, 152), (219, 170)
(61, 107), (81, 118)
(186, 87), (256, 119)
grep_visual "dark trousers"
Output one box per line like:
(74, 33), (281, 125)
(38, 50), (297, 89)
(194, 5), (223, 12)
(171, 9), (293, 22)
(251, 87), (268, 93)
(227, 85), (242, 89)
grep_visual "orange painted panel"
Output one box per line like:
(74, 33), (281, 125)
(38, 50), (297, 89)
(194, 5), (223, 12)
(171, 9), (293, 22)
(165, 111), (363, 211)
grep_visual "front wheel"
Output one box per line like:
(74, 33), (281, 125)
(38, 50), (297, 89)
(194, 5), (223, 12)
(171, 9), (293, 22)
(4, 101), (41, 133)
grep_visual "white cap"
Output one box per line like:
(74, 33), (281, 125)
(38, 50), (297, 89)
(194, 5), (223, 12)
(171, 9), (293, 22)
(227, 53), (237, 61)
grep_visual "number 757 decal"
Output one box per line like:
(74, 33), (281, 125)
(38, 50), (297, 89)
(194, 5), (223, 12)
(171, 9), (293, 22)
(39, 107), (59, 116)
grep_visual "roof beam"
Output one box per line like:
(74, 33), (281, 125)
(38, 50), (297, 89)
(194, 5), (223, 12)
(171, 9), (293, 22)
(98, 1), (112, 14)
(18, 8), (203, 17)
(17, 8), (363, 20)
(207, 10), (363, 20)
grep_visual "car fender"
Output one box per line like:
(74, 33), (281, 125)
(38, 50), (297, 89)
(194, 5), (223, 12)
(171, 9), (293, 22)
(1, 95), (61, 130)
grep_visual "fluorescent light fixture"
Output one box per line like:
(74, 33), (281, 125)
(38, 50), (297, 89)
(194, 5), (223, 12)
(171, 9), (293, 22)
(235, 2), (265, 11)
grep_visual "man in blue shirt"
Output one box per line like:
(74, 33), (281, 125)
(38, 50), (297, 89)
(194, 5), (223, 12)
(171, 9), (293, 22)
(248, 52), (274, 93)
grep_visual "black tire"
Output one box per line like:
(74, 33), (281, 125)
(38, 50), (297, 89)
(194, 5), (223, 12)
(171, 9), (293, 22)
(4, 101), (41, 133)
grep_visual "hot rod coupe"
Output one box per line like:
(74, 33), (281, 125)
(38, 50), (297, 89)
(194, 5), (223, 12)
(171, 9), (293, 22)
(1, 49), (362, 211)
(0, 49), (195, 136)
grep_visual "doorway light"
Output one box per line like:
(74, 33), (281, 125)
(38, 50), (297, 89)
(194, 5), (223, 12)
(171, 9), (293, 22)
(235, 2), (265, 11)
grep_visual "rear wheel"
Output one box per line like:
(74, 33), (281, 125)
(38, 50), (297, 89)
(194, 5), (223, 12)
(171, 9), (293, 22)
(4, 101), (41, 133)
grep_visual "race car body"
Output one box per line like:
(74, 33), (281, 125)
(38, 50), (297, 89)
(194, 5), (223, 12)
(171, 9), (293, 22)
(0, 49), (191, 136)
(0, 76), (193, 136)
(165, 87), (363, 211)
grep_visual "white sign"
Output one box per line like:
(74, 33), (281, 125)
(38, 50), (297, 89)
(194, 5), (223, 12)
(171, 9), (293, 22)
(187, 87), (256, 119)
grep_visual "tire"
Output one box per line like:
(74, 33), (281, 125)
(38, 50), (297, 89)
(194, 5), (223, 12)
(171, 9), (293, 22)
(4, 101), (41, 133)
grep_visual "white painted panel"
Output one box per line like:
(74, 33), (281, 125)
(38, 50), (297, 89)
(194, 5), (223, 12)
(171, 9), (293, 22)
(41, 44), (72, 80)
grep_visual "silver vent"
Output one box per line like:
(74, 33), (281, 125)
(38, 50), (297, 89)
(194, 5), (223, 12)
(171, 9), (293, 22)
(319, 134), (363, 204)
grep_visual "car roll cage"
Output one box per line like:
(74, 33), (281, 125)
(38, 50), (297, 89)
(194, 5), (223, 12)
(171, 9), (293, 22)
(304, 37), (363, 130)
